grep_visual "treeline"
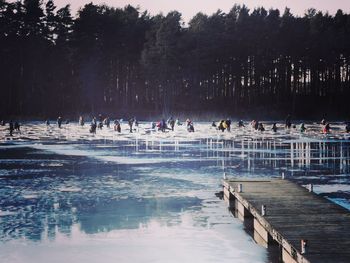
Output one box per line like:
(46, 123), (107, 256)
(1, 0), (350, 118)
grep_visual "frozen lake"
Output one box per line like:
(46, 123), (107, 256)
(1, 121), (350, 263)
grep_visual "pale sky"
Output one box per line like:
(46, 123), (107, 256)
(19, 0), (350, 22)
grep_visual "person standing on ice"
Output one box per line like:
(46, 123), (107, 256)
(300, 123), (306, 133)
(96, 116), (103, 129)
(285, 114), (292, 129)
(57, 116), (62, 128)
(186, 119), (194, 132)
(346, 122), (350, 133)
(188, 122), (194, 132)
(167, 116), (174, 126)
(9, 120), (14, 136)
(218, 120), (225, 132)
(98, 114), (103, 123)
(238, 120), (245, 128)
(158, 119), (167, 132)
(79, 116), (84, 126)
(14, 121), (20, 133)
(128, 118), (134, 133)
(258, 123), (265, 131)
(272, 123), (277, 132)
(104, 117), (110, 128)
(323, 123), (331, 134)
(169, 118), (175, 131)
(91, 117), (97, 126)
(114, 120), (121, 133)
(90, 118), (97, 134)
(251, 120), (259, 130)
(226, 119), (232, 132)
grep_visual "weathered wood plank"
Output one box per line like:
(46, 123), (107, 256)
(224, 178), (350, 263)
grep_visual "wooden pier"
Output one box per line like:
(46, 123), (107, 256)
(223, 178), (350, 263)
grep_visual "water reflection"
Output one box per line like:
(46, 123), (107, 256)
(217, 139), (350, 175)
(0, 131), (350, 243)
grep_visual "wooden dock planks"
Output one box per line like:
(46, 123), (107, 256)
(223, 179), (350, 263)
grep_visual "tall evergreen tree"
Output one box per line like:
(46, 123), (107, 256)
(1, 0), (350, 118)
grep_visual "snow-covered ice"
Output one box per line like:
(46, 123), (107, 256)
(0, 120), (349, 263)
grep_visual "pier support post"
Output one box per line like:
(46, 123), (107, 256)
(223, 185), (230, 202)
(301, 239), (308, 254)
(261, 205), (266, 216)
(235, 200), (252, 221)
(223, 186), (235, 210)
(238, 183), (243, 193)
(282, 248), (298, 263)
(253, 218), (271, 248)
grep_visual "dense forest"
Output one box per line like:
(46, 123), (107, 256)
(1, 0), (350, 119)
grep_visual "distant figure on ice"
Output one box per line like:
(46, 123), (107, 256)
(57, 116), (63, 128)
(157, 119), (167, 132)
(188, 123), (194, 132)
(14, 121), (20, 132)
(167, 117), (175, 131)
(218, 120), (226, 132)
(238, 120), (245, 128)
(104, 117), (110, 128)
(1, 120), (5, 126)
(98, 121), (103, 129)
(169, 118), (175, 131)
(321, 119), (326, 125)
(186, 119), (194, 132)
(211, 121), (216, 127)
(346, 122), (350, 133)
(285, 114), (292, 129)
(134, 117), (139, 127)
(98, 114), (103, 123)
(79, 116), (84, 126)
(65, 119), (70, 125)
(46, 119), (50, 126)
(323, 123), (331, 134)
(300, 123), (306, 133)
(226, 119), (232, 132)
(128, 118), (134, 133)
(258, 123), (265, 132)
(91, 117), (97, 126)
(90, 118), (97, 134)
(250, 120), (255, 129)
(114, 120), (121, 133)
(176, 119), (182, 126)
(251, 120), (259, 130)
(9, 120), (14, 136)
(272, 123), (277, 132)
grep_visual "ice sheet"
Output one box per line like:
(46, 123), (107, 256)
(0, 120), (350, 263)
